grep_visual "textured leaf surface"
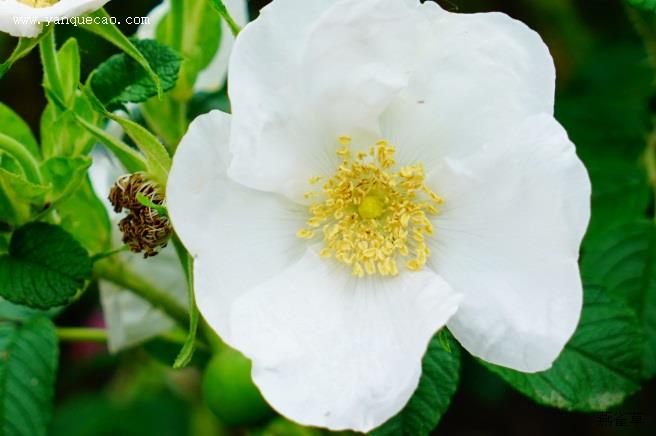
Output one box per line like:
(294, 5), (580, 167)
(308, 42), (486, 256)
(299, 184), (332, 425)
(583, 221), (656, 379)
(486, 287), (644, 410)
(81, 8), (165, 97)
(370, 331), (460, 436)
(0, 223), (92, 309)
(0, 317), (58, 436)
(91, 39), (181, 111)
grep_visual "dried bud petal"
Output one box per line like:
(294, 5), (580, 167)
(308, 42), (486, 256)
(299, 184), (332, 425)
(109, 173), (172, 258)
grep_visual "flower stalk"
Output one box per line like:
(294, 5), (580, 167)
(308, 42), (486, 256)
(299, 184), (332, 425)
(57, 327), (108, 343)
(56, 327), (210, 351)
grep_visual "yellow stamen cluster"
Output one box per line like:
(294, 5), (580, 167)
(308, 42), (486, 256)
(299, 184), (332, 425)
(17, 0), (58, 8)
(297, 137), (444, 277)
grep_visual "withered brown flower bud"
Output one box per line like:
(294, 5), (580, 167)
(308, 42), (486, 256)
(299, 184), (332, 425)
(109, 173), (172, 258)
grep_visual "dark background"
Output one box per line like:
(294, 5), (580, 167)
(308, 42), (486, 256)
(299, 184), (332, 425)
(1, 0), (654, 435)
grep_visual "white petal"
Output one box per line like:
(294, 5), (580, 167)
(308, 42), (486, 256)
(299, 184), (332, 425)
(0, 0), (109, 37)
(137, 0), (248, 93)
(381, 5), (555, 167)
(227, 0), (430, 201)
(167, 111), (309, 338)
(228, 249), (461, 432)
(426, 114), (590, 372)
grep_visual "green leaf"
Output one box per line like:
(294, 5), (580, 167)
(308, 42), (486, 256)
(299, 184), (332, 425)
(0, 103), (40, 158)
(0, 150), (46, 225)
(485, 287), (644, 411)
(627, 0), (656, 11)
(54, 38), (81, 106)
(39, 27), (69, 107)
(584, 161), (650, 243)
(90, 39), (181, 111)
(582, 221), (656, 379)
(0, 33), (46, 80)
(74, 116), (148, 174)
(0, 297), (55, 323)
(0, 165), (50, 206)
(556, 44), (652, 164)
(0, 317), (59, 436)
(40, 96), (101, 159)
(0, 222), (92, 309)
(0, 133), (42, 185)
(58, 177), (112, 255)
(81, 8), (164, 97)
(371, 331), (461, 436)
(104, 114), (171, 186)
(40, 156), (92, 206)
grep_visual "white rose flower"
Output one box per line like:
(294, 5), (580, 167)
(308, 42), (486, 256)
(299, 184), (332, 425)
(167, 0), (591, 432)
(137, 0), (249, 92)
(0, 0), (109, 37)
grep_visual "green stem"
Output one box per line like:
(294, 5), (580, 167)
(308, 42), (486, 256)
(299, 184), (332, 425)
(57, 327), (107, 343)
(94, 259), (189, 328)
(209, 0), (242, 36)
(90, 246), (130, 263)
(172, 100), (188, 151)
(57, 327), (210, 351)
(38, 26), (66, 103)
